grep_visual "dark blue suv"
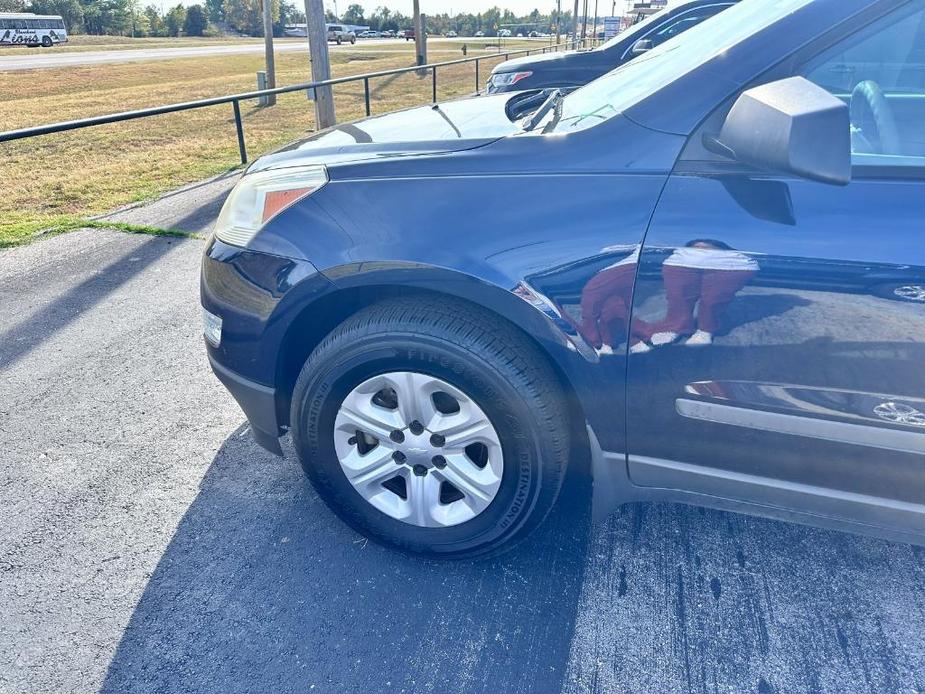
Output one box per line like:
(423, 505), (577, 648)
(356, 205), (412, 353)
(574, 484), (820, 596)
(487, 0), (738, 94)
(202, 0), (925, 557)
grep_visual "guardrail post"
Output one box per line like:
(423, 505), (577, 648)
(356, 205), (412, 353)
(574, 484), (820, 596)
(475, 58), (480, 92)
(232, 99), (247, 164)
(432, 66), (437, 103)
(364, 77), (371, 116)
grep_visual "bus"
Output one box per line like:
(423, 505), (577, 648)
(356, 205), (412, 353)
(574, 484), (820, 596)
(0, 12), (68, 47)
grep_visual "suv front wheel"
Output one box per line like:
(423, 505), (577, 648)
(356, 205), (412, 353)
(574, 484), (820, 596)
(289, 297), (571, 558)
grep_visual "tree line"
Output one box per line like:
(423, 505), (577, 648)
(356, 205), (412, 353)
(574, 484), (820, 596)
(333, 4), (575, 37)
(0, 0), (576, 39)
(0, 0), (287, 37)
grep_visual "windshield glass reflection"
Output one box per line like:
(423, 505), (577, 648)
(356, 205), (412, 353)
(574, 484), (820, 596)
(552, 0), (813, 132)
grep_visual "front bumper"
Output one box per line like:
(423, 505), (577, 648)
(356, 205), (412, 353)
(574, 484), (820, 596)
(201, 236), (336, 456)
(209, 351), (284, 455)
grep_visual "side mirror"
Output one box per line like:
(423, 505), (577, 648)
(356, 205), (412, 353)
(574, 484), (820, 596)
(630, 38), (653, 55)
(705, 76), (851, 186)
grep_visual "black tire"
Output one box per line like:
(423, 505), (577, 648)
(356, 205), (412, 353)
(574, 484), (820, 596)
(42, 36), (53, 47)
(290, 297), (571, 558)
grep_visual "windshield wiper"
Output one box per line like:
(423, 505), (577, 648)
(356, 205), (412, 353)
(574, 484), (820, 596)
(558, 103), (617, 127)
(521, 89), (563, 132)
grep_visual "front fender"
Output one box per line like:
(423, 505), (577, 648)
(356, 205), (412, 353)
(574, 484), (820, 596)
(323, 260), (597, 364)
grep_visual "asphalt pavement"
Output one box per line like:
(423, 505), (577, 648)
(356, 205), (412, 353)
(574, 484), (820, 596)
(0, 37), (530, 71)
(0, 40), (313, 71)
(2, 227), (925, 694)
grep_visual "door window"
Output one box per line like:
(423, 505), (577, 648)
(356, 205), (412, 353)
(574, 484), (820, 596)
(800, 2), (925, 163)
(645, 5), (730, 49)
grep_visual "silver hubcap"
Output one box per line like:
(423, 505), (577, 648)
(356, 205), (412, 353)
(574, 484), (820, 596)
(873, 401), (925, 427)
(334, 372), (504, 527)
(894, 285), (925, 302)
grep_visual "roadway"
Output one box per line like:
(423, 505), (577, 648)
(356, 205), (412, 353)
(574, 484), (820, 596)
(1, 218), (924, 692)
(0, 37), (543, 71)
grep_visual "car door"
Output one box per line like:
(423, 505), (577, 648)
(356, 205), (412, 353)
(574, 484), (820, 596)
(626, 1), (925, 532)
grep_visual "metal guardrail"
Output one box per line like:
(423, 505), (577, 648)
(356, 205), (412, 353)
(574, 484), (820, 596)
(0, 39), (591, 165)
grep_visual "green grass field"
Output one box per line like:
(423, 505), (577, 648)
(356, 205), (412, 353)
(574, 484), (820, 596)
(0, 38), (542, 247)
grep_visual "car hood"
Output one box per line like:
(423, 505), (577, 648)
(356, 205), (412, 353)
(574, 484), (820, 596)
(247, 94), (522, 173)
(492, 50), (587, 74)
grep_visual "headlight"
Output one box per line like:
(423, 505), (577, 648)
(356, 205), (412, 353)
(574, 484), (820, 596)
(490, 71), (533, 88)
(214, 164), (328, 247)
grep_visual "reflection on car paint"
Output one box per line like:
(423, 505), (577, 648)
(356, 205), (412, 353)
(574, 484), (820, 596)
(682, 380), (925, 430)
(576, 246), (641, 355)
(561, 240), (759, 355)
(512, 281), (599, 362)
(634, 239), (758, 350)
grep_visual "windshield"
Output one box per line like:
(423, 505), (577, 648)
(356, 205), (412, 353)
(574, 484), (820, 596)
(548, 0), (814, 133)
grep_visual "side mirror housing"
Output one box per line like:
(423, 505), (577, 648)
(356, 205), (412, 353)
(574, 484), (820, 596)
(631, 38), (653, 55)
(705, 76), (851, 186)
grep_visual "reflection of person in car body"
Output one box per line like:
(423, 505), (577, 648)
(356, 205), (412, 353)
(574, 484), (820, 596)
(646, 239), (759, 348)
(579, 246), (654, 355)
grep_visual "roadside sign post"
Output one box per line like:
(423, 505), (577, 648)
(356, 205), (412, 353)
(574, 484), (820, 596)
(304, 0), (336, 129)
(257, 71), (269, 106)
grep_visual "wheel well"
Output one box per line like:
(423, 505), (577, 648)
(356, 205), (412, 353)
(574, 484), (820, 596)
(274, 286), (591, 466)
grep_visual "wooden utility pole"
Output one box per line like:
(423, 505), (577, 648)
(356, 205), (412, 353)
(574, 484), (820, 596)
(555, 0), (561, 44)
(413, 0), (426, 67)
(304, 0), (335, 129)
(262, 0), (277, 105)
(571, 0), (579, 46)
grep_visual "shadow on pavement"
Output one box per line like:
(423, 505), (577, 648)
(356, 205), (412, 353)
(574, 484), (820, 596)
(100, 171), (239, 234)
(100, 424), (592, 694)
(0, 235), (181, 372)
(166, 185), (235, 234)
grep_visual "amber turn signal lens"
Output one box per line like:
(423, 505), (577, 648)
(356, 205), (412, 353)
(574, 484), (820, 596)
(262, 187), (312, 223)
